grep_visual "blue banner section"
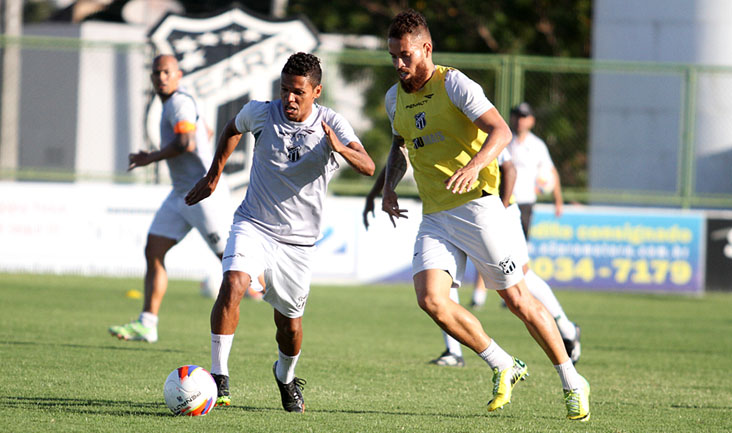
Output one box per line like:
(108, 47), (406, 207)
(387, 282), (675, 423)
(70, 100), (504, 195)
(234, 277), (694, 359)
(527, 207), (705, 293)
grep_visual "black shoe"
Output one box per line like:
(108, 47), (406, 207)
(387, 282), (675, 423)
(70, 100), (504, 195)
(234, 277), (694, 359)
(211, 373), (231, 406)
(272, 361), (306, 413)
(562, 324), (582, 365)
(429, 349), (466, 367)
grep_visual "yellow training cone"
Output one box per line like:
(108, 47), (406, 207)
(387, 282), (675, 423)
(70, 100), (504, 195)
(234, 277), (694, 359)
(125, 289), (143, 299)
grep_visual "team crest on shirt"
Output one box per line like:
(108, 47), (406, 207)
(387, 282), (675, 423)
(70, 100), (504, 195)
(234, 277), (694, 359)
(287, 145), (302, 162)
(280, 127), (315, 162)
(414, 112), (427, 130)
(499, 257), (517, 275)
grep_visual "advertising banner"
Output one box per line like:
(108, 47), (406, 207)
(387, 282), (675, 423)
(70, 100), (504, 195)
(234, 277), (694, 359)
(528, 205), (706, 294)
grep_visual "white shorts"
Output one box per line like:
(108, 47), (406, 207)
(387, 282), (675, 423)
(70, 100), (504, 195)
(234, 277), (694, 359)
(222, 219), (313, 318)
(149, 188), (231, 255)
(506, 203), (530, 267)
(413, 194), (523, 290)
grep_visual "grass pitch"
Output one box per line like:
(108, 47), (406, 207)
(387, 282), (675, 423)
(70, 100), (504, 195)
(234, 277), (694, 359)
(1, 272), (731, 432)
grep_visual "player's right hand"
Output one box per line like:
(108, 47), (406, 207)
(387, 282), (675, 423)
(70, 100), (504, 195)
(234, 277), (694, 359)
(185, 175), (217, 206)
(381, 189), (408, 228)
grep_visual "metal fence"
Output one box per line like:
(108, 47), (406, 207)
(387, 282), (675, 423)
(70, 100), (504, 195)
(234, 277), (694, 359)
(2, 35), (732, 209)
(328, 49), (732, 209)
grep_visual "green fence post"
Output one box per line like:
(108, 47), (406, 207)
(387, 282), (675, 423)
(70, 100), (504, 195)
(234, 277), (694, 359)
(680, 67), (697, 209)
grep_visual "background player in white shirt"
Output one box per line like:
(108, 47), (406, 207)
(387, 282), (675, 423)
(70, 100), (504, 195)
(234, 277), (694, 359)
(507, 102), (564, 237)
(185, 52), (374, 412)
(109, 55), (234, 343)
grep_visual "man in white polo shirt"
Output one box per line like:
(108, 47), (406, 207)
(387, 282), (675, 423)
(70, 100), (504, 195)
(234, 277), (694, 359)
(507, 102), (564, 238)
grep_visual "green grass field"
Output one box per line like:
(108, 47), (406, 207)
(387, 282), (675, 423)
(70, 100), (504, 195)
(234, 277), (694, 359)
(1, 272), (731, 432)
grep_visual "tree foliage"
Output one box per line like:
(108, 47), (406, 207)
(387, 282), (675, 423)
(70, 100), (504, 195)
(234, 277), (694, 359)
(288, 0), (592, 57)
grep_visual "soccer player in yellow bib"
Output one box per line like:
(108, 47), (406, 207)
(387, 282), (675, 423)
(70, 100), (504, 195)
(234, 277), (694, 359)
(380, 9), (590, 421)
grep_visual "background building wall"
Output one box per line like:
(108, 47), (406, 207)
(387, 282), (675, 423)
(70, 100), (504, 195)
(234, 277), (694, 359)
(591, 0), (732, 196)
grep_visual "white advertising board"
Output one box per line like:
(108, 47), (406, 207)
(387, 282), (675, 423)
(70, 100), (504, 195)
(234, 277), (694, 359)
(0, 182), (420, 284)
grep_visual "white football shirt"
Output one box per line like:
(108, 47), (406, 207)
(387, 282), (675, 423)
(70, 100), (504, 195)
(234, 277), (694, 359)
(159, 87), (215, 193)
(507, 131), (555, 204)
(233, 99), (361, 245)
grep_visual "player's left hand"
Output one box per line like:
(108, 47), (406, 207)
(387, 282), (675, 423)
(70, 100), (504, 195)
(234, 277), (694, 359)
(185, 174), (218, 206)
(555, 200), (564, 218)
(363, 196), (376, 230)
(445, 165), (479, 194)
(322, 121), (345, 153)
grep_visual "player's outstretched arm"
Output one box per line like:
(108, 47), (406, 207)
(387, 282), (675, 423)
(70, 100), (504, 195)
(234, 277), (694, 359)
(381, 135), (409, 227)
(363, 167), (386, 230)
(185, 119), (241, 206)
(321, 121), (375, 176)
(128, 131), (196, 171)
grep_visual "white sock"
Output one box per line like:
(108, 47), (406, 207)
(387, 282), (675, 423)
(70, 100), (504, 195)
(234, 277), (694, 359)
(276, 350), (300, 384)
(478, 340), (514, 371)
(448, 286), (460, 305)
(443, 287), (463, 356)
(139, 312), (158, 328)
(443, 331), (463, 357)
(524, 270), (577, 339)
(554, 360), (583, 390)
(210, 333), (234, 376)
(524, 270), (565, 319)
(471, 288), (487, 306)
(555, 315), (577, 340)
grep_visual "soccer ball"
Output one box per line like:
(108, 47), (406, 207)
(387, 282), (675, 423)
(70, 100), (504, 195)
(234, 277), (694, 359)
(163, 365), (217, 416)
(535, 166), (556, 195)
(200, 271), (222, 299)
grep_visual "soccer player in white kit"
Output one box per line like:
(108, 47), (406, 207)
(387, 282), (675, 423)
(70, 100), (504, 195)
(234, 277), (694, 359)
(185, 53), (374, 412)
(381, 10), (589, 421)
(109, 55), (233, 343)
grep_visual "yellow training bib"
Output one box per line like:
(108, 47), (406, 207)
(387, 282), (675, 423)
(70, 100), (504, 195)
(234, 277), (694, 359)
(393, 65), (500, 214)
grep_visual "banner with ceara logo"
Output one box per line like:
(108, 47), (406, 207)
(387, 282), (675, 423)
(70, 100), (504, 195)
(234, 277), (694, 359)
(146, 7), (318, 191)
(527, 205), (705, 294)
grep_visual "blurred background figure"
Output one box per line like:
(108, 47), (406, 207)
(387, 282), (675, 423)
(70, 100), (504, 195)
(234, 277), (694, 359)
(507, 102), (563, 238)
(109, 55), (240, 344)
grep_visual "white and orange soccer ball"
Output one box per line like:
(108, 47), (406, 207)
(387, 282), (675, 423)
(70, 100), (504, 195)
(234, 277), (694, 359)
(535, 166), (556, 195)
(163, 365), (217, 416)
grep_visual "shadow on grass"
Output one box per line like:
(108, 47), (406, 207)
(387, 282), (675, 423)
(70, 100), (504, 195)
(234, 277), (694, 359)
(0, 339), (184, 353)
(671, 403), (732, 411)
(2, 396), (554, 420)
(223, 405), (536, 420)
(1, 396), (170, 417)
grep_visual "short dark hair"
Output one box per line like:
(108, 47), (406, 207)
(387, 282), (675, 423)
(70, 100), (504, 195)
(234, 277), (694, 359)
(282, 52), (322, 86)
(388, 9), (431, 41)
